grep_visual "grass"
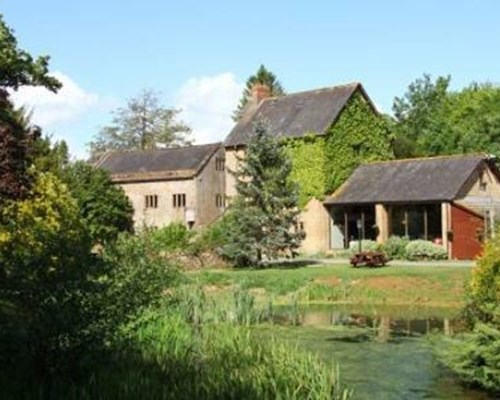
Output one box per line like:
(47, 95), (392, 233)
(188, 263), (472, 307)
(0, 303), (352, 400)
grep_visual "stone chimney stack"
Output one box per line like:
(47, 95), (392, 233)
(250, 83), (271, 104)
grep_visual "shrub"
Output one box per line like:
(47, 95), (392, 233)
(348, 239), (380, 253)
(382, 236), (410, 259)
(404, 240), (447, 260)
(149, 222), (194, 253)
(437, 231), (500, 394)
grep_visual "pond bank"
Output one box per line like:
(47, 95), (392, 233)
(188, 264), (472, 308)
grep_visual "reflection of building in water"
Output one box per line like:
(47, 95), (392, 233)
(298, 309), (459, 338)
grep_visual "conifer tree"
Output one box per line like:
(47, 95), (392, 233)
(221, 121), (304, 267)
(232, 65), (285, 121)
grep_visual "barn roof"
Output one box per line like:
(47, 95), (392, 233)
(324, 155), (487, 205)
(94, 143), (221, 183)
(224, 82), (375, 147)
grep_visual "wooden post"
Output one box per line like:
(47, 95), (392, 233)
(375, 204), (389, 244)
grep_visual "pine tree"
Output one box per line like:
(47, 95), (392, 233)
(232, 65), (285, 121)
(221, 121), (304, 267)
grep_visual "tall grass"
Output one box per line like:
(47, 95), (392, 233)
(1, 288), (352, 399)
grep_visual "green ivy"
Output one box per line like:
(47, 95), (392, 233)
(283, 134), (326, 207)
(282, 92), (393, 207)
(324, 93), (393, 193)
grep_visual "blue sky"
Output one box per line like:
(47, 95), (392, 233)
(3, 0), (500, 158)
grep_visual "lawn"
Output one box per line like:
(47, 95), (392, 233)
(187, 263), (472, 308)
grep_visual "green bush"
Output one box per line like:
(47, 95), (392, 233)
(404, 240), (447, 260)
(348, 239), (380, 253)
(437, 231), (500, 394)
(382, 236), (410, 259)
(149, 222), (194, 253)
(439, 312), (500, 394)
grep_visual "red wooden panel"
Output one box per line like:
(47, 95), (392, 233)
(451, 204), (484, 260)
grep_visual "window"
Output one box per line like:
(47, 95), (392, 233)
(215, 157), (225, 171)
(145, 194), (158, 209)
(479, 173), (487, 191)
(173, 193), (186, 208)
(215, 194), (225, 208)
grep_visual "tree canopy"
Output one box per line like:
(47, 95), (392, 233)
(0, 15), (61, 92)
(232, 65), (285, 121)
(391, 74), (500, 159)
(220, 121), (304, 267)
(89, 89), (192, 155)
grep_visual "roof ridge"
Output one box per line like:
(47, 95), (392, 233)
(363, 153), (486, 166)
(106, 142), (221, 156)
(261, 82), (360, 104)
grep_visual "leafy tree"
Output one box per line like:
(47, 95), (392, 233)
(392, 75), (500, 159)
(232, 65), (285, 121)
(0, 92), (37, 202)
(0, 14), (61, 202)
(64, 161), (134, 244)
(89, 89), (192, 155)
(0, 173), (96, 378)
(221, 121), (304, 267)
(0, 15), (61, 91)
(392, 74), (451, 158)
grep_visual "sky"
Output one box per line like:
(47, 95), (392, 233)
(3, 0), (500, 159)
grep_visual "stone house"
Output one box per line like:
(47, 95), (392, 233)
(95, 143), (225, 229)
(224, 82), (392, 253)
(324, 155), (500, 259)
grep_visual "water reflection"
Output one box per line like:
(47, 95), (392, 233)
(276, 305), (462, 342)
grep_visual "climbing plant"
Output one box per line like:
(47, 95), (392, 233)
(324, 92), (393, 193)
(282, 91), (393, 207)
(283, 135), (326, 208)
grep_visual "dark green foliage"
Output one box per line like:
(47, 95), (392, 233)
(438, 231), (500, 393)
(32, 135), (70, 177)
(0, 173), (97, 378)
(97, 231), (180, 341)
(233, 64), (285, 121)
(0, 15), (61, 91)
(89, 89), (192, 156)
(324, 92), (393, 193)
(221, 122), (305, 266)
(63, 161), (134, 244)
(0, 92), (36, 202)
(392, 74), (500, 159)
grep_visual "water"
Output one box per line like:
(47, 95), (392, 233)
(265, 305), (494, 400)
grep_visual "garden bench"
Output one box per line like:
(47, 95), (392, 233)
(350, 251), (387, 268)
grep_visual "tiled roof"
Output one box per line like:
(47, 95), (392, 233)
(324, 155), (487, 205)
(95, 143), (221, 183)
(224, 82), (373, 147)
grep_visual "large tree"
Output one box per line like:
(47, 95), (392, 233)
(89, 89), (192, 155)
(221, 121), (304, 267)
(232, 65), (285, 121)
(391, 74), (500, 159)
(0, 15), (61, 203)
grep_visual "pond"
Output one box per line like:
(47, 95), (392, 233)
(263, 304), (494, 400)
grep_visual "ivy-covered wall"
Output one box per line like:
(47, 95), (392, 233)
(283, 91), (393, 208)
(324, 92), (393, 193)
(283, 134), (326, 207)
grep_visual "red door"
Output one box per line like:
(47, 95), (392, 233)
(451, 204), (484, 260)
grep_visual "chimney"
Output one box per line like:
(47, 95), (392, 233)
(250, 83), (271, 104)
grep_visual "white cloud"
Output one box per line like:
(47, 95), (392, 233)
(174, 72), (244, 144)
(10, 71), (112, 128)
